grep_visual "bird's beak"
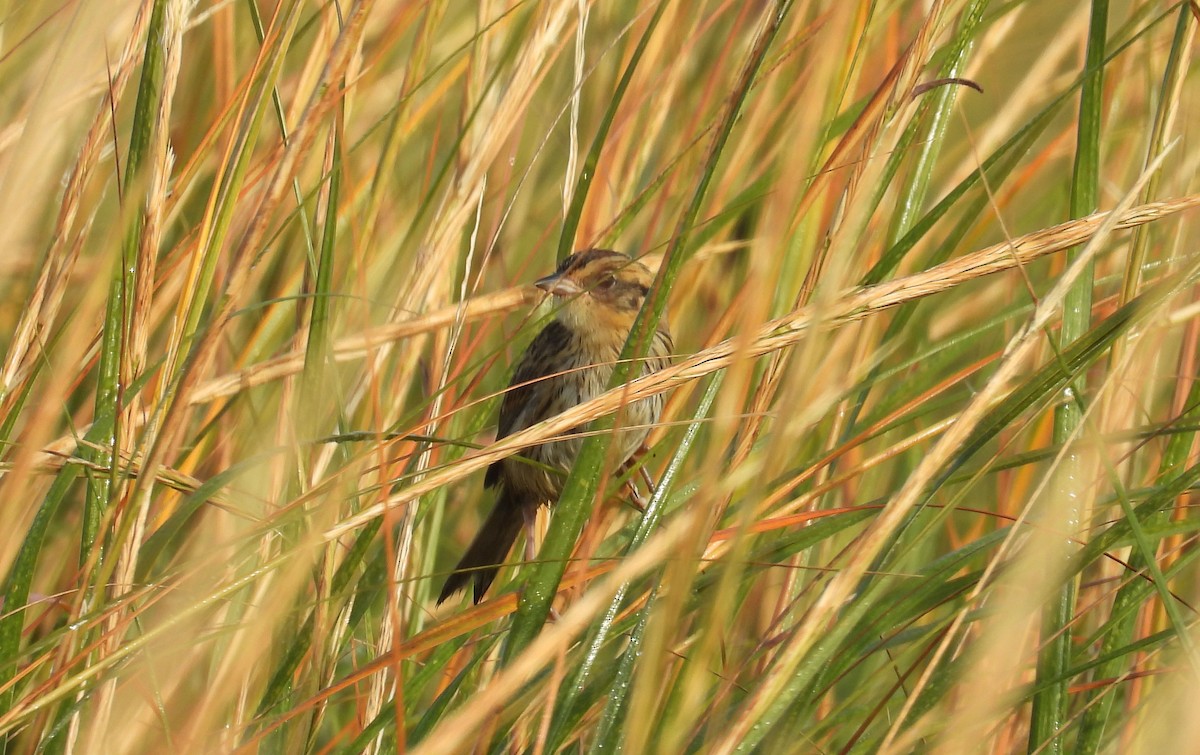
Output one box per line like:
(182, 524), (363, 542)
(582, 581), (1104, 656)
(534, 273), (583, 297)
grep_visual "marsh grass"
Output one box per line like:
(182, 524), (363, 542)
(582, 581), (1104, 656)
(0, 0), (1198, 752)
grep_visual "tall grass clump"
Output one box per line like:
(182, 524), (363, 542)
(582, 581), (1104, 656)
(0, 0), (1197, 751)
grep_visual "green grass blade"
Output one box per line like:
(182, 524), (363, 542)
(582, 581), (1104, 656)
(1030, 2), (1108, 750)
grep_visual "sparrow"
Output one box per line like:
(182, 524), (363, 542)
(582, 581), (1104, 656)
(438, 249), (673, 604)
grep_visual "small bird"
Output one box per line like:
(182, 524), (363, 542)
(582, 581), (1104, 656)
(438, 249), (673, 604)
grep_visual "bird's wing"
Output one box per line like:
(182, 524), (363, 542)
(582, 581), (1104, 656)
(485, 320), (572, 488)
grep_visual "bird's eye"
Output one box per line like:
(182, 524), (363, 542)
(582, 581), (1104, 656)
(597, 275), (617, 290)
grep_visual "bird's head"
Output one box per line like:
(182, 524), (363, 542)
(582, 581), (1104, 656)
(534, 249), (658, 337)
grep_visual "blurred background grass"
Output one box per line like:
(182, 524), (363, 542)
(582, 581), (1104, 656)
(0, 0), (1198, 752)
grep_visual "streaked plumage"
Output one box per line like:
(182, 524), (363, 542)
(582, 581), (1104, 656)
(438, 249), (673, 604)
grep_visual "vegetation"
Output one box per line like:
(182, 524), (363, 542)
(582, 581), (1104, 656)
(0, 0), (1197, 751)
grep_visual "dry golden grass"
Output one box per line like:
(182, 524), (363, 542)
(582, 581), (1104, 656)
(0, 1), (1198, 752)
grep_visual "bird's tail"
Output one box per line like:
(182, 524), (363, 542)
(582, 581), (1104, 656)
(437, 494), (525, 605)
